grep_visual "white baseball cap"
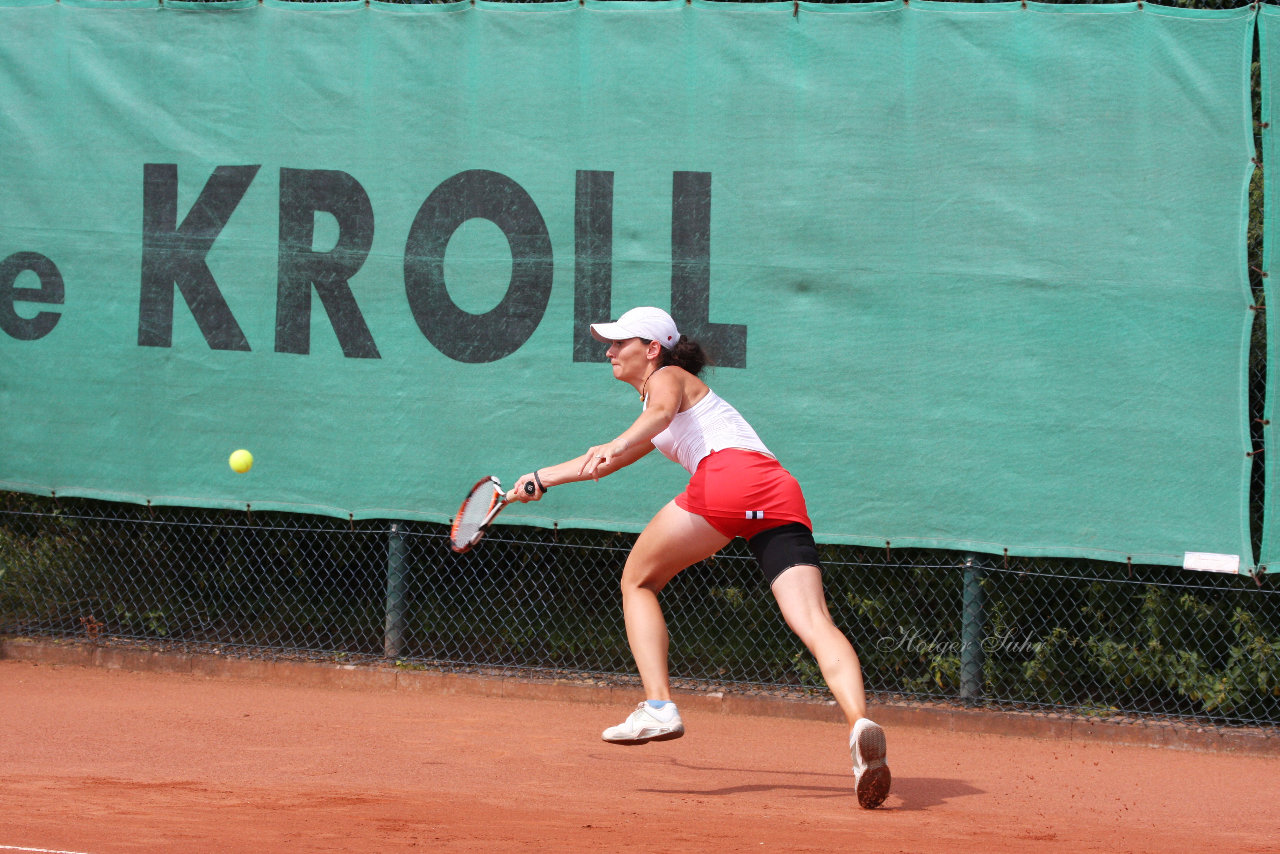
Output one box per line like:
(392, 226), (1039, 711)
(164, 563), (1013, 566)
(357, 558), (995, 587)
(590, 306), (680, 350)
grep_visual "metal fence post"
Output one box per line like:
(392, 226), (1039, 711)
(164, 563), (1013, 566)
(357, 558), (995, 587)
(385, 522), (407, 659)
(960, 553), (986, 703)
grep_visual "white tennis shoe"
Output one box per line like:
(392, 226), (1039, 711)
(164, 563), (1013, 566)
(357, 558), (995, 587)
(850, 718), (891, 809)
(602, 702), (685, 745)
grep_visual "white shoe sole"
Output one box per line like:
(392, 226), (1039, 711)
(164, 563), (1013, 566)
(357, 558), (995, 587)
(856, 764), (891, 809)
(853, 721), (890, 809)
(601, 727), (684, 746)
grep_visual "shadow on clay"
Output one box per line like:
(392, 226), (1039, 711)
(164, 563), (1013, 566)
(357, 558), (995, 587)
(592, 753), (984, 810)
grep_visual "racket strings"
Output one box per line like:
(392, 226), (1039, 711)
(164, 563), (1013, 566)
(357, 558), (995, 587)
(452, 481), (501, 547)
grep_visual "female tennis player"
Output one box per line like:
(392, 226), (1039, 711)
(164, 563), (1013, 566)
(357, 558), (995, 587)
(507, 306), (890, 809)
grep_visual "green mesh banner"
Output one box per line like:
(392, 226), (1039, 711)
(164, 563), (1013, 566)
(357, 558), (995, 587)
(1259, 4), (1280, 572)
(0, 0), (1257, 570)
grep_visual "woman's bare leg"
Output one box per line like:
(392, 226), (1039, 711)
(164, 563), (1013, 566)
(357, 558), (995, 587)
(769, 564), (867, 729)
(771, 563), (890, 808)
(620, 501), (731, 700)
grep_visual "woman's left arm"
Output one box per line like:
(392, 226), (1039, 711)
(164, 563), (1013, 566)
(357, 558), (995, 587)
(579, 370), (682, 480)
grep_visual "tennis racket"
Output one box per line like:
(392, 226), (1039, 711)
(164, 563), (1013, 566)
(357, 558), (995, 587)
(449, 476), (535, 553)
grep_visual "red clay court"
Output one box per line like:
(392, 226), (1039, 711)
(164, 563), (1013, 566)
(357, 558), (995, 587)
(2, 642), (1277, 854)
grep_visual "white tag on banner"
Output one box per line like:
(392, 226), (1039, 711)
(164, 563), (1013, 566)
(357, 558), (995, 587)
(1182, 552), (1240, 574)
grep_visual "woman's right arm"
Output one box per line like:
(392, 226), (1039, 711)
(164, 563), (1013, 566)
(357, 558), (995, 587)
(508, 441), (654, 502)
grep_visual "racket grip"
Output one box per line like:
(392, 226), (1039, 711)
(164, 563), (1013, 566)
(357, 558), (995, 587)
(524, 480), (536, 495)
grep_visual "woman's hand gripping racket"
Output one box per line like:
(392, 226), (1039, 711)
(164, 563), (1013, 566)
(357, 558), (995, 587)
(449, 476), (536, 553)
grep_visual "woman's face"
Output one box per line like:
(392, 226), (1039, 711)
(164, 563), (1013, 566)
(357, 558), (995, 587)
(606, 337), (652, 384)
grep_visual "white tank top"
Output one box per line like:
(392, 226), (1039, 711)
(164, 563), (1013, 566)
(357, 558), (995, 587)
(647, 387), (773, 474)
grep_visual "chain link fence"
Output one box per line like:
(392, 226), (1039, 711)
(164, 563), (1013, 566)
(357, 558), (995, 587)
(2, 492), (1277, 728)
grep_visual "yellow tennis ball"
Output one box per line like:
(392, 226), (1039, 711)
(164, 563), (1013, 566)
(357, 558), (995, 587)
(229, 449), (254, 473)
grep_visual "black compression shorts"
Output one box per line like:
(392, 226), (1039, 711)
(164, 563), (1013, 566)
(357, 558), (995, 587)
(746, 522), (823, 587)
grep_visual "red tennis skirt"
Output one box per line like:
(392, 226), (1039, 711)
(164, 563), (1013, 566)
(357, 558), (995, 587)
(674, 449), (814, 540)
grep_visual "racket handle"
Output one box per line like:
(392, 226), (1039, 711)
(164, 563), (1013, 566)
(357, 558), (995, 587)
(524, 480), (536, 496)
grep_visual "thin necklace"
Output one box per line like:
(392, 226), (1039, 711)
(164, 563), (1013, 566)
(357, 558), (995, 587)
(639, 368), (657, 401)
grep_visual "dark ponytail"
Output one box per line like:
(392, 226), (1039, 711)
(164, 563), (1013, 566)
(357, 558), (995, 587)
(656, 334), (709, 375)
